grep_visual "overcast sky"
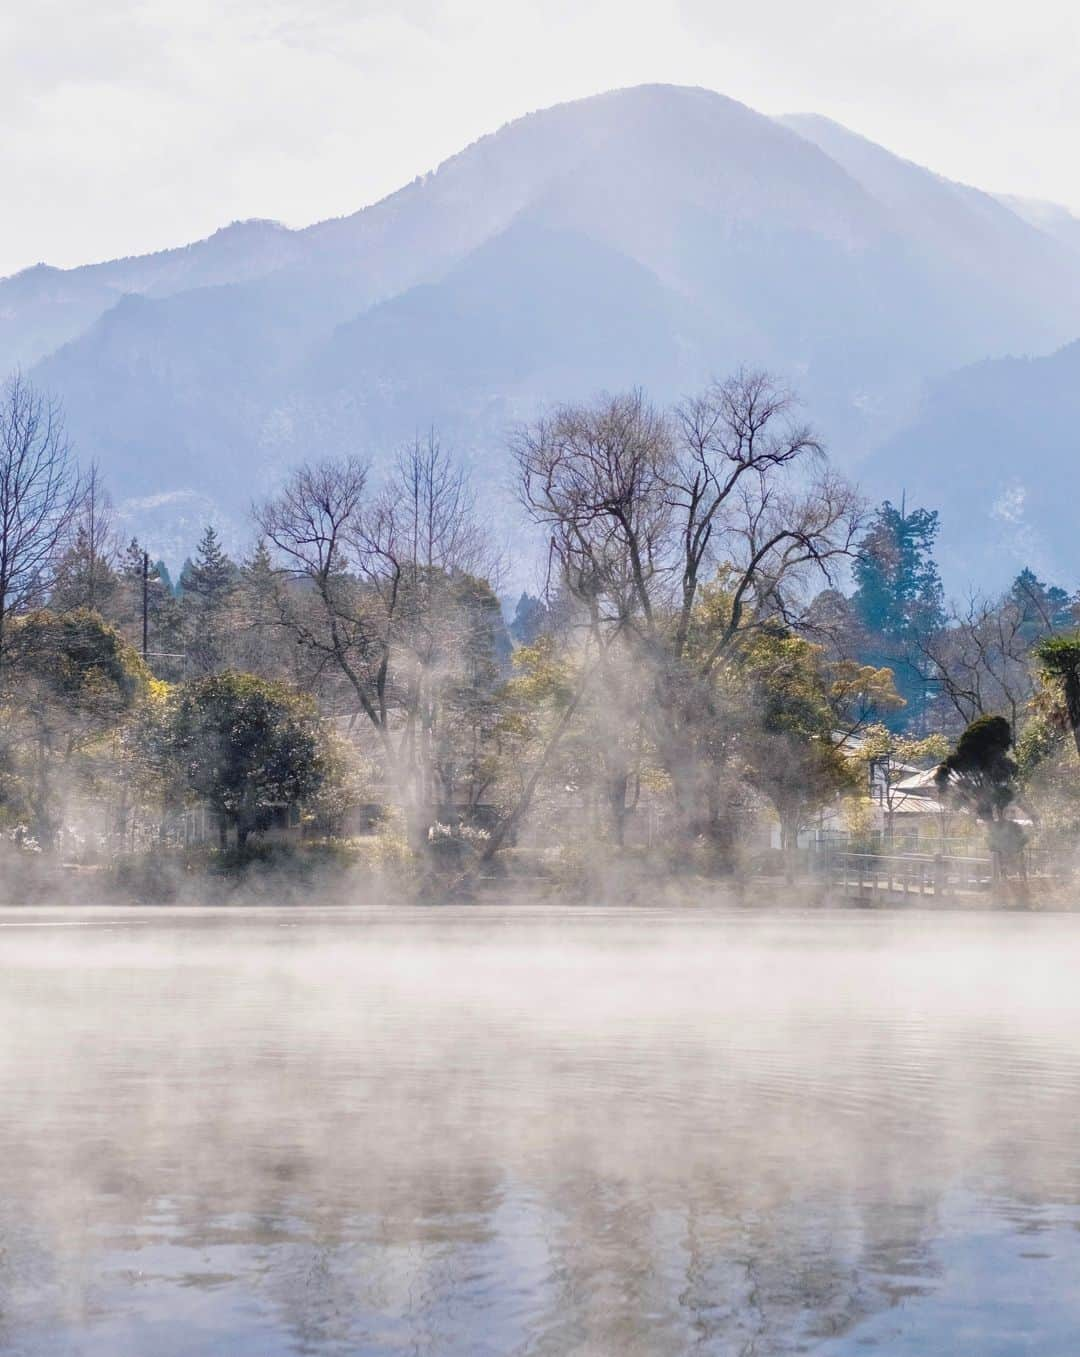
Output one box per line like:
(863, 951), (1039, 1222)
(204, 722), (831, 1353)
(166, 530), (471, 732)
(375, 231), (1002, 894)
(2, 0), (1078, 278)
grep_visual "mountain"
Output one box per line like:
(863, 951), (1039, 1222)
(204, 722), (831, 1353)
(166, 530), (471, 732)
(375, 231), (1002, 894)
(860, 339), (1080, 590)
(996, 195), (1080, 256)
(8, 83), (1080, 575)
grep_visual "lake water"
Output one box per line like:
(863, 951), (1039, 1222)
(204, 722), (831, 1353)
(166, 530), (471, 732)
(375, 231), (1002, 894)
(2, 904), (1080, 1355)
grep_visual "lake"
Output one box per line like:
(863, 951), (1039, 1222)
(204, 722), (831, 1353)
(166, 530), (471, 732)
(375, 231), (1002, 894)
(2, 904), (1080, 1355)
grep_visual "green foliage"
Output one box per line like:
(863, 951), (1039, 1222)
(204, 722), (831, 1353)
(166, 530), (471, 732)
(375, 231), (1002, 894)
(0, 611), (147, 848)
(1015, 715), (1058, 780)
(157, 671), (325, 846)
(179, 527), (240, 676)
(935, 715), (1018, 824)
(1033, 633), (1080, 680)
(856, 722), (949, 771)
(12, 609), (147, 708)
(510, 592), (548, 646)
(49, 527), (118, 615)
(179, 526), (238, 603)
(1011, 568), (1075, 639)
(852, 500), (945, 642)
(730, 630), (861, 848)
(850, 499), (945, 729)
(1033, 633), (1080, 753)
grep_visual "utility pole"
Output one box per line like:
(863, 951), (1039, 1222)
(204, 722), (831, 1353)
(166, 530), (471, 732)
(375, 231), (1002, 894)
(142, 550), (149, 660)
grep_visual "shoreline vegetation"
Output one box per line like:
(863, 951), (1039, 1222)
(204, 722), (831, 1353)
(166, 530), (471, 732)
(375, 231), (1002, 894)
(1, 841), (1070, 913)
(3, 370), (1080, 909)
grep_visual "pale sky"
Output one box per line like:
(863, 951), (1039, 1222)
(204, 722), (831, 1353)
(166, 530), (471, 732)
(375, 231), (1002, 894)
(2, 0), (1078, 278)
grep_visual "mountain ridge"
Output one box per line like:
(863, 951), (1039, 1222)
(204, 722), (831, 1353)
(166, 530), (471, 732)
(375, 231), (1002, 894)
(8, 83), (1080, 585)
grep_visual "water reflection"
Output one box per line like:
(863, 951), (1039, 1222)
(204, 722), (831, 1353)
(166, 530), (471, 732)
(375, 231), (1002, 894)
(2, 906), (1080, 1354)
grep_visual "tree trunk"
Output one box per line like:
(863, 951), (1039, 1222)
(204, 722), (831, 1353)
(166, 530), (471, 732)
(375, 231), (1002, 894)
(405, 802), (433, 856)
(480, 660), (598, 864)
(1065, 670), (1080, 758)
(780, 815), (799, 885)
(663, 746), (717, 855)
(606, 771), (629, 847)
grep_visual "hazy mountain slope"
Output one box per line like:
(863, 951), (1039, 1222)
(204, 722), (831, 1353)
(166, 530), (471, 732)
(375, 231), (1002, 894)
(36, 224), (704, 513)
(779, 113), (1080, 346)
(6, 86), (876, 372)
(860, 340), (1080, 589)
(11, 84), (1080, 576)
(0, 219), (313, 374)
(996, 195), (1080, 256)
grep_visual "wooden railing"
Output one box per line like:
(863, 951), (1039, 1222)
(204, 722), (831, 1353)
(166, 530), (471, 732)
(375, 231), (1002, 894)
(821, 850), (994, 899)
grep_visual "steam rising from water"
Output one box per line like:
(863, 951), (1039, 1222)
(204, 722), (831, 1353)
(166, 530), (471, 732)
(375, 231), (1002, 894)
(3, 905), (1080, 1354)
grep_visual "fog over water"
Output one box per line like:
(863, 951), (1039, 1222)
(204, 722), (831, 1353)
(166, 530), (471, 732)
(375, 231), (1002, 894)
(3, 905), (1080, 1354)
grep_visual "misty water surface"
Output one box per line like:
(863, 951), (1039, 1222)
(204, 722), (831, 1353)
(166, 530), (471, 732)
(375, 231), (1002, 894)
(2, 905), (1080, 1355)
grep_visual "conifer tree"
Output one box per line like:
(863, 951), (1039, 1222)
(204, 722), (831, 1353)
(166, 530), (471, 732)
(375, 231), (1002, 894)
(851, 500), (945, 643)
(180, 526), (239, 675)
(180, 526), (237, 606)
(850, 499), (946, 728)
(510, 592), (549, 646)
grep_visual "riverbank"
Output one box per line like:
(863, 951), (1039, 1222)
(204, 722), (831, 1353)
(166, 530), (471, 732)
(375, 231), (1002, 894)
(1, 842), (1075, 912)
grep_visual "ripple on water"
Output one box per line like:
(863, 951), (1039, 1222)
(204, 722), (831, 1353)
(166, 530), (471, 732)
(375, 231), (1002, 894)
(2, 907), (1080, 1354)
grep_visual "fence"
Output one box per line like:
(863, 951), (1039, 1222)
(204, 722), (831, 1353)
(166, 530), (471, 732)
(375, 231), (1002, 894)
(820, 850), (995, 899)
(816, 844), (1076, 900)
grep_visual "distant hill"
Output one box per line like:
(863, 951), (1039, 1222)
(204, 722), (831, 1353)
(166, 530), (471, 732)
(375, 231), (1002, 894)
(860, 339), (1080, 591)
(7, 84), (1080, 579)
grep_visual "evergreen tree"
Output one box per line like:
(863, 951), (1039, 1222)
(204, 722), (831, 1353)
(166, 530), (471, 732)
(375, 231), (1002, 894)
(1010, 567), (1076, 640)
(153, 560), (176, 597)
(851, 500), (946, 643)
(50, 527), (118, 616)
(108, 538), (181, 673)
(850, 499), (946, 729)
(230, 540), (296, 681)
(179, 526), (239, 675)
(119, 538), (147, 582)
(510, 592), (549, 646)
(156, 671), (325, 852)
(179, 526), (237, 605)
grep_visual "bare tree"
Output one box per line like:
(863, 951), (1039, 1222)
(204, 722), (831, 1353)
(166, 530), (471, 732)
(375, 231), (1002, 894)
(0, 374), (81, 668)
(50, 460), (117, 615)
(512, 372), (862, 844)
(918, 592), (1040, 734)
(256, 441), (501, 849)
(392, 430), (502, 584)
(78, 462), (116, 613)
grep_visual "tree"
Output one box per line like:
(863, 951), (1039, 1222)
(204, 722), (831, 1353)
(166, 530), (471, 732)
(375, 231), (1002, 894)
(158, 671), (325, 851)
(935, 715), (1024, 873)
(510, 592), (549, 646)
(180, 525), (236, 603)
(0, 374), (81, 670)
(1033, 635), (1080, 758)
(179, 525), (239, 674)
(1010, 568), (1075, 641)
(850, 498), (945, 727)
(0, 610), (146, 851)
(228, 539), (301, 682)
(256, 439), (499, 850)
(853, 723), (950, 844)
(730, 630), (893, 876)
(512, 372), (861, 850)
(920, 584), (1075, 736)
(485, 634), (603, 857)
(109, 538), (184, 675)
(430, 571), (512, 819)
(49, 461), (117, 615)
(851, 499), (945, 642)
